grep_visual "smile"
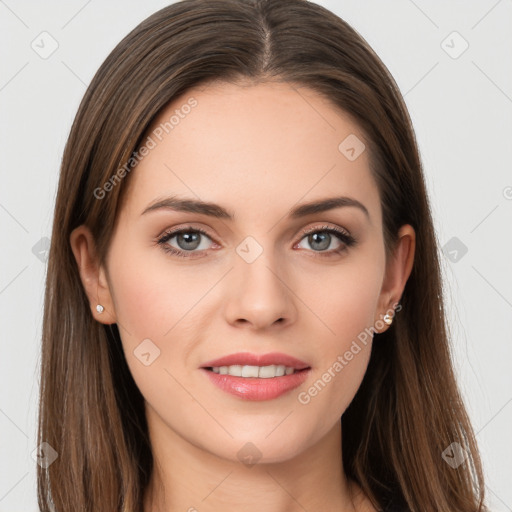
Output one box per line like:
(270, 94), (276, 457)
(208, 364), (297, 378)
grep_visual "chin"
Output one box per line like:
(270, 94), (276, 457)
(216, 433), (315, 467)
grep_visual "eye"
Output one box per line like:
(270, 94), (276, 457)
(156, 226), (217, 259)
(156, 224), (357, 259)
(294, 225), (356, 257)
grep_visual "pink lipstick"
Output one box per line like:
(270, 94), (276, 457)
(200, 352), (311, 401)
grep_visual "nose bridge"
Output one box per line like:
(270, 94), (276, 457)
(225, 233), (294, 328)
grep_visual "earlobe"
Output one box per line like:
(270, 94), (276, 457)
(69, 225), (117, 324)
(375, 224), (416, 333)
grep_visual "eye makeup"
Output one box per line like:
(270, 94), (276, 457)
(155, 223), (357, 259)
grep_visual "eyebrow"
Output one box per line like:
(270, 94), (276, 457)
(141, 195), (370, 221)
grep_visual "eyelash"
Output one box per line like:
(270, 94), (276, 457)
(156, 224), (357, 259)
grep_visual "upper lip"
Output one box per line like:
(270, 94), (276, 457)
(201, 352), (310, 370)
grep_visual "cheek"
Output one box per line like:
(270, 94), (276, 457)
(293, 254), (384, 417)
(295, 252), (384, 346)
(107, 238), (212, 343)
(106, 244), (213, 424)
(105, 238), (242, 402)
(104, 240), (202, 376)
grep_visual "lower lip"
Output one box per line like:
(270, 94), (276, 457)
(200, 368), (311, 401)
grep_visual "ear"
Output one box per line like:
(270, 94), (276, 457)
(69, 225), (117, 324)
(374, 224), (415, 333)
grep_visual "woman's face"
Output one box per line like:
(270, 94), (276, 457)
(84, 81), (412, 464)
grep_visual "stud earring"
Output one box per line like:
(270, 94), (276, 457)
(383, 312), (393, 325)
(96, 304), (104, 313)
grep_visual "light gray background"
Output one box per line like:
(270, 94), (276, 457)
(1, 1), (511, 510)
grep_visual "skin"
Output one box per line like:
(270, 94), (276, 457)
(70, 80), (415, 512)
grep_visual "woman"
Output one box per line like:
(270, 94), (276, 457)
(37, 0), (488, 510)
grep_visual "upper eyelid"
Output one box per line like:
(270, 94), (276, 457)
(158, 223), (351, 240)
(301, 224), (350, 236)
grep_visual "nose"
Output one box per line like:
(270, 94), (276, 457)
(223, 249), (297, 331)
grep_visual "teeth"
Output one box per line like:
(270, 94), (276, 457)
(211, 364), (297, 378)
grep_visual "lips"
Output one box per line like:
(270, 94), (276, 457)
(200, 352), (312, 400)
(200, 352), (310, 370)
(201, 367), (311, 400)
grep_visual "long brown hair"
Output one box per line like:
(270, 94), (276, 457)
(37, 0), (487, 510)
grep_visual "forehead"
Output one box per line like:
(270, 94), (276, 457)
(121, 81), (380, 223)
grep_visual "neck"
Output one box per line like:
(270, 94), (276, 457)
(142, 407), (370, 512)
